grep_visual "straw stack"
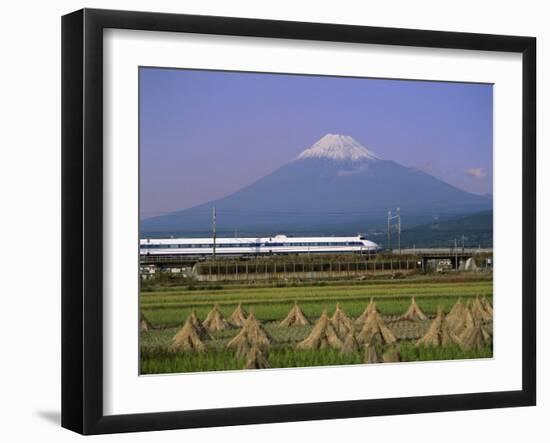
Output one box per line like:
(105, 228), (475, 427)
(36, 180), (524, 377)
(340, 331), (360, 354)
(459, 322), (492, 350)
(280, 302), (310, 327)
(203, 303), (231, 332)
(451, 305), (475, 336)
(188, 309), (210, 340)
(471, 297), (492, 323)
(229, 303), (248, 327)
(170, 315), (206, 352)
(399, 296), (428, 321)
(140, 312), (153, 332)
(481, 297), (493, 317)
(363, 342), (380, 364)
(243, 345), (270, 370)
(330, 303), (354, 338)
(356, 312), (397, 346)
(297, 310), (342, 350)
(416, 306), (461, 347)
(446, 298), (466, 333)
(355, 298), (379, 326)
(227, 312), (272, 358)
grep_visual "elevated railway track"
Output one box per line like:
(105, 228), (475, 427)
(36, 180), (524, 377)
(140, 247), (492, 281)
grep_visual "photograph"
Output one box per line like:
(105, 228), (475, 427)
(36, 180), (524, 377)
(138, 67), (494, 374)
(1, 0), (543, 439)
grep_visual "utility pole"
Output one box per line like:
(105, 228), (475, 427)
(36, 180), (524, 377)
(212, 206), (217, 259)
(397, 207), (401, 255)
(461, 234), (465, 253)
(454, 238), (458, 272)
(387, 210), (392, 251)
(387, 209), (402, 253)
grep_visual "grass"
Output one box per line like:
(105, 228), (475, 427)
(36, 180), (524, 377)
(141, 279), (492, 327)
(139, 275), (493, 374)
(140, 343), (492, 374)
(398, 342), (492, 361)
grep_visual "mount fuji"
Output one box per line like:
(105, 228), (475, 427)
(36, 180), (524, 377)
(142, 134), (492, 236)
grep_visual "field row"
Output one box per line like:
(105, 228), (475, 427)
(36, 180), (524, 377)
(142, 273), (492, 290)
(140, 343), (493, 374)
(141, 293), (492, 328)
(141, 316), (437, 349)
(141, 280), (492, 306)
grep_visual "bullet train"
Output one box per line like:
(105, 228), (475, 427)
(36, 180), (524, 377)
(140, 234), (380, 256)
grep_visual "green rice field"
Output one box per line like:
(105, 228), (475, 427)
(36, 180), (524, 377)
(140, 274), (493, 374)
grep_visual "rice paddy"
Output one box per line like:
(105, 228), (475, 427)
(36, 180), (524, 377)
(140, 275), (493, 374)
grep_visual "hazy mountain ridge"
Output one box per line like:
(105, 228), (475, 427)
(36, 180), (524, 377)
(399, 210), (493, 248)
(142, 134), (492, 236)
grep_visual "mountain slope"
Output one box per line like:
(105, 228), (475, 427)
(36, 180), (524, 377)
(142, 134), (492, 235)
(399, 210), (493, 248)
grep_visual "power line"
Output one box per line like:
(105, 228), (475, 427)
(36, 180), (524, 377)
(140, 208), (460, 217)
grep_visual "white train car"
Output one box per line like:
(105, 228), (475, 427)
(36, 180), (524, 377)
(140, 234), (379, 256)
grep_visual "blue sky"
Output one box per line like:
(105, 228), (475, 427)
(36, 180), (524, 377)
(140, 68), (493, 219)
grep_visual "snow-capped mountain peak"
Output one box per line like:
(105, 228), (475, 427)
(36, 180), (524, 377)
(296, 134), (380, 162)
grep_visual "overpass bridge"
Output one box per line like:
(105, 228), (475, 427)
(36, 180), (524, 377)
(392, 247), (493, 271)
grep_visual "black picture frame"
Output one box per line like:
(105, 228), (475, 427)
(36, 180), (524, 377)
(62, 8), (536, 435)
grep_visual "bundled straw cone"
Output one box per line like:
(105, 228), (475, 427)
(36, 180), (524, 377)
(280, 301), (310, 327)
(227, 312), (272, 358)
(363, 342), (380, 364)
(459, 322), (492, 350)
(243, 345), (270, 370)
(297, 310), (342, 350)
(140, 312), (152, 332)
(356, 312), (397, 346)
(416, 306), (461, 348)
(340, 331), (360, 354)
(382, 346), (401, 363)
(203, 303), (230, 332)
(446, 298), (466, 332)
(449, 304), (475, 336)
(229, 303), (248, 327)
(355, 298), (379, 326)
(241, 313), (272, 347)
(330, 303), (354, 338)
(481, 297), (493, 317)
(188, 309), (210, 340)
(399, 296), (428, 321)
(471, 297), (492, 323)
(170, 316), (206, 352)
